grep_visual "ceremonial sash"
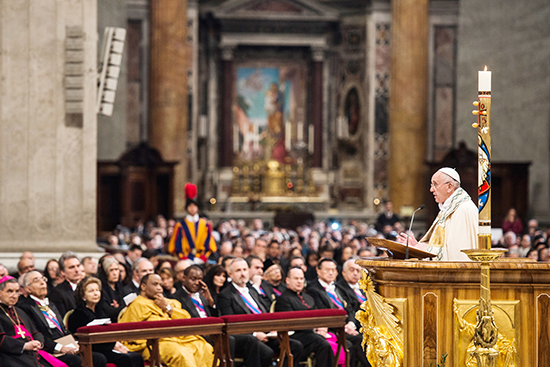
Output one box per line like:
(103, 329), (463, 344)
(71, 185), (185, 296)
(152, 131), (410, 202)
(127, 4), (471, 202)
(190, 297), (207, 317)
(324, 288), (344, 310)
(237, 292), (262, 314)
(36, 301), (63, 332)
(354, 289), (366, 303)
(272, 288), (282, 296)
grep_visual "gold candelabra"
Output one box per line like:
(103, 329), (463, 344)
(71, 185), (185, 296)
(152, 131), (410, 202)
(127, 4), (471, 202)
(231, 158), (318, 198)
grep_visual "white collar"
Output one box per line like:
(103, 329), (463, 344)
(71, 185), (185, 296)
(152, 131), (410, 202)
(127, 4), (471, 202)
(133, 279), (140, 289)
(186, 214), (200, 223)
(318, 279), (335, 290)
(182, 285), (199, 298)
(348, 282), (360, 291)
(30, 295), (48, 306)
(69, 281), (78, 291)
(439, 189), (459, 211)
(232, 282), (249, 294)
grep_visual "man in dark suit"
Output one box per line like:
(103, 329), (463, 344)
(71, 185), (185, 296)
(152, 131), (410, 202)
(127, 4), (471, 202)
(218, 258), (303, 367)
(275, 267), (334, 367)
(307, 258), (370, 367)
(246, 255), (278, 302)
(125, 244), (143, 270)
(170, 265), (263, 367)
(122, 258), (154, 298)
(19, 270), (107, 367)
(50, 252), (82, 317)
(170, 265), (216, 317)
(336, 259), (366, 330)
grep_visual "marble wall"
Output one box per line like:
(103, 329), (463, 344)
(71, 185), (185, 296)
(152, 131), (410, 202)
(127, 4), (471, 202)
(456, 0), (550, 220)
(97, 0), (128, 160)
(0, 0), (99, 252)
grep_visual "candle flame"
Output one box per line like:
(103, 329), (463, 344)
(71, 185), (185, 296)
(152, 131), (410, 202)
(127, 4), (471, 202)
(484, 65), (488, 71)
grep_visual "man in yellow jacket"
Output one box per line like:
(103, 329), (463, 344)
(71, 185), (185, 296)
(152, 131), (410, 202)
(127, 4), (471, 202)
(119, 273), (214, 367)
(168, 183), (217, 263)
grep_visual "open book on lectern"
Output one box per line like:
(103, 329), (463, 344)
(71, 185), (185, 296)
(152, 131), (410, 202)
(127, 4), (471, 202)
(365, 237), (437, 260)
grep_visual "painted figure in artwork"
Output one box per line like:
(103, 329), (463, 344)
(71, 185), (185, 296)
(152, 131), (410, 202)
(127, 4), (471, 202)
(345, 88), (360, 136)
(265, 82), (283, 135)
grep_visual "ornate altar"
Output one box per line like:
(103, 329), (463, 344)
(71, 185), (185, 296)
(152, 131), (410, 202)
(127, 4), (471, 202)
(356, 259), (550, 366)
(228, 158), (326, 212)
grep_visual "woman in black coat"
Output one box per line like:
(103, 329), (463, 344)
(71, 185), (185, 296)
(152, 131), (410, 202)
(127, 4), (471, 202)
(68, 277), (143, 367)
(97, 257), (125, 322)
(203, 265), (228, 311)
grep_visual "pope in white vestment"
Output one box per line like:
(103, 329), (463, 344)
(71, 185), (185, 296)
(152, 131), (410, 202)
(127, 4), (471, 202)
(398, 167), (478, 261)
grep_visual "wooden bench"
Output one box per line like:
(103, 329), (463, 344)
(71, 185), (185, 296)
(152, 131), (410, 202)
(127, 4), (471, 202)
(221, 309), (349, 367)
(74, 317), (226, 367)
(74, 309), (350, 367)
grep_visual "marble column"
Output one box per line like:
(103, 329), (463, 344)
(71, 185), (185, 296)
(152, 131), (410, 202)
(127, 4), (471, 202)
(220, 46), (235, 167)
(149, 0), (189, 213)
(0, 0), (98, 252)
(388, 0), (429, 211)
(311, 49), (324, 168)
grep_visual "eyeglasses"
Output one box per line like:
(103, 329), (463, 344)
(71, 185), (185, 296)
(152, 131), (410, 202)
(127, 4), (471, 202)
(430, 181), (450, 189)
(30, 276), (48, 284)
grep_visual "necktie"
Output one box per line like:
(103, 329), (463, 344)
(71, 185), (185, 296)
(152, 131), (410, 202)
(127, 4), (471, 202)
(354, 289), (366, 303)
(297, 293), (311, 309)
(238, 291), (262, 314)
(325, 289), (344, 310)
(190, 297), (207, 317)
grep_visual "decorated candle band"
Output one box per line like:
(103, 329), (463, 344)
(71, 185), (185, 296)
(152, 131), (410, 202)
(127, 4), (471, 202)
(477, 92), (491, 229)
(475, 68), (492, 249)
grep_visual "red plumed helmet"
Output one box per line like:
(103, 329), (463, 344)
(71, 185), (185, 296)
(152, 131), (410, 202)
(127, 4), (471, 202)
(185, 183), (197, 200)
(185, 183), (199, 209)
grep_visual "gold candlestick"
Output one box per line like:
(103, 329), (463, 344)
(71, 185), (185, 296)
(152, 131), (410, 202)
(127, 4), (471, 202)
(461, 249), (506, 367)
(296, 158), (304, 193)
(253, 162), (261, 193)
(242, 164), (250, 194)
(232, 165), (240, 194)
(284, 157), (293, 194)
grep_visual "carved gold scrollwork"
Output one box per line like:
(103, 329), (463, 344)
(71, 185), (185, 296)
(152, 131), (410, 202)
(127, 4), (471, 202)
(356, 272), (404, 367)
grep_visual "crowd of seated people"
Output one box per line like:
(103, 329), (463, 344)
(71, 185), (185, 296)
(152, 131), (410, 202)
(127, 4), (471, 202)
(2, 208), (550, 367)
(495, 213), (550, 261)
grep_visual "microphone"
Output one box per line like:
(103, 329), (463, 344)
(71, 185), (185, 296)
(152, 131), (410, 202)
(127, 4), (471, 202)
(405, 205), (425, 260)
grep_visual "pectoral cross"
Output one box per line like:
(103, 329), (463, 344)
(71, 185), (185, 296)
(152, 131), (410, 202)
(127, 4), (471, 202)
(15, 325), (26, 338)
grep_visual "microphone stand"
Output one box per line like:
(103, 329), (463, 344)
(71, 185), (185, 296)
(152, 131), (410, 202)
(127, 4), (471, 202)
(405, 205), (425, 260)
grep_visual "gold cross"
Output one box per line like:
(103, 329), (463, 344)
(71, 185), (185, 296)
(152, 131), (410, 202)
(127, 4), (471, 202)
(15, 325), (25, 338)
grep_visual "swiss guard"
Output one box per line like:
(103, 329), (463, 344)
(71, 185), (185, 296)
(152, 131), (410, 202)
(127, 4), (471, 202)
(167, 183), (217, 263)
